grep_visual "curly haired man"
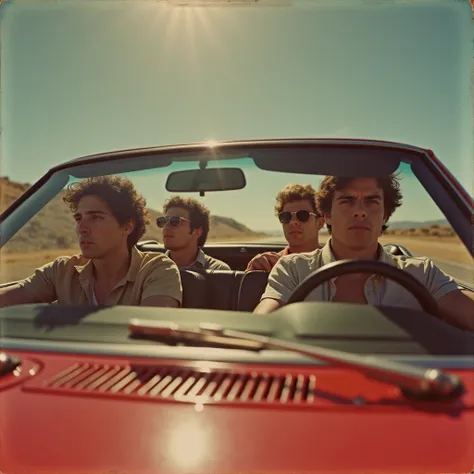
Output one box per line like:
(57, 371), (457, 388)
(246, 184), (324, 272)
(254, 175), (474, 332)
(158, 196), (230, 270)
(0, 176), (182, 307)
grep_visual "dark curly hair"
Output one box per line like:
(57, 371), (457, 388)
(316, 175), (403, 234)
(63, 176), (150, 249)
(163, 196), (210, 247)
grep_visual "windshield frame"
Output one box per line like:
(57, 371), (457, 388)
(1, 138), (472, 254)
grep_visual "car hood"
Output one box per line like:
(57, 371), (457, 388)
(2, 350), (474, 474)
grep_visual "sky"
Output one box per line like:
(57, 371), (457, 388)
(0, 0), (472, 231)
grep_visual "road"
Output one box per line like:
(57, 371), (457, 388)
(246, 236), (473, 288)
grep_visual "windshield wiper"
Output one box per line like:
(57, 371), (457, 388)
(129, 319), (265, 350)
(128, 318), (465, 400)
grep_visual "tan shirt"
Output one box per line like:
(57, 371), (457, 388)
(165, 248), (230, 271)
(17, 246), (183, 306)
(262, 239), (460, 310)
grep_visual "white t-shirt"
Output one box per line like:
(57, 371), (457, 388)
(261, 239), (460, 311)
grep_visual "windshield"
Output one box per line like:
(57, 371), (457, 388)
(0, 0), (472, 354)
(0, 156), (472, 286)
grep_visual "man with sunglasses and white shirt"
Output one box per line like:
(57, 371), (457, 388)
(253, 175), (474, 332)
(246, 184), (324, 272)
(158, 196), (231, 271)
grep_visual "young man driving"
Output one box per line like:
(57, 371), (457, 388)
(246, 184), (324, 271)
(253, 175), (474, 332)
(159, 196), (230, 270)
(0, 176), (182, 307)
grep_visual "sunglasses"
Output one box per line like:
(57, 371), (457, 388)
(278, 210), (318, 224)
(156, 216), (191, 228)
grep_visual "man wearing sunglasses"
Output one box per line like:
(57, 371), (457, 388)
(158, 196), (230, 270)
(253, 175), (474, 332)
(246, 184), (324, 272)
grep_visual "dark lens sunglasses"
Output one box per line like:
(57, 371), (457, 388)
(156, 216), (191, 228)
(278, 210), (318, 224)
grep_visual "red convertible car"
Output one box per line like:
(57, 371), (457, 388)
(0, 138), (473, 473)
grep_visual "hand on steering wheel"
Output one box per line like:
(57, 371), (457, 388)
(286, 259), (440, 316)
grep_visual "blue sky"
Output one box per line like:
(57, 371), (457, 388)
(1, 0), (472, 230)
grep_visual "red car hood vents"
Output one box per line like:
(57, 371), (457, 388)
(26, 362), (321, 405)
(24, 360), (473, 410)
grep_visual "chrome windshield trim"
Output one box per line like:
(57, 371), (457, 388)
(3, 338), (474, 369)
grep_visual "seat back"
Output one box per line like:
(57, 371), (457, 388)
(179, 269), (269, 312)
(180, 269), (243, 310)
(203, 270), (240, 310)
(179, 270), (210, 308)
(236, 270), (269, 312)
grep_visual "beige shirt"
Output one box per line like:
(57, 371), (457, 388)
(17, 246), (183, 306)
(165, 248), (230, 271)
(262, 239), (459, 310)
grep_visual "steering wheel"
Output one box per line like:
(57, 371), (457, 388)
(286, 259), (440, 316)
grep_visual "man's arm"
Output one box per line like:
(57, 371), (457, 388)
(415, 257), (474, 332)
(141, 295), (180, 308)
(141, 256), (183, 307)
(246, 252), (281, 272)
(253, 298), (283, 314)
(252, 255), (299, 314)
(438, 289), (474, 332)
(0, 284), (42, 307)
(0, 260), (58, 307)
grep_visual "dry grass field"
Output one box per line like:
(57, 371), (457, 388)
(380, 225), (472, 264)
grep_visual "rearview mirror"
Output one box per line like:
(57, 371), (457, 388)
(165, 168), (246, 193)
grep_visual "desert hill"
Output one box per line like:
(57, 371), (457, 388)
(0, 177), (262, 253)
